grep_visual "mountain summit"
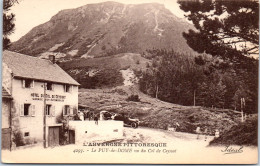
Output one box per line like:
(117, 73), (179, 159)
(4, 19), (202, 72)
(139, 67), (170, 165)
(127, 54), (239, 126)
(10, 2), (194, 58)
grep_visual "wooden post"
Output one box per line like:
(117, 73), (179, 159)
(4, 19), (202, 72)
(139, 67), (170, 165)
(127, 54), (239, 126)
(241, 98), (245, 122)
(43, 83), (47, 148)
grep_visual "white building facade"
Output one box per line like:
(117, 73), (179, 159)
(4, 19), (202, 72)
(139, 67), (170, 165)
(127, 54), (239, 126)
(2, 51), (80, 149)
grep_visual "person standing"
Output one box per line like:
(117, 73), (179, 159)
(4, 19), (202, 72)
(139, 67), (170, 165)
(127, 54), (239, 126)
(79, 111), (84, 121)
(196, 126), (201, 139)
(89, 112), (93, 121)
(94, 114), (99, 125)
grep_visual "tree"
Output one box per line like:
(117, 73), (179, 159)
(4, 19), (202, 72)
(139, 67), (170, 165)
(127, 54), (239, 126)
(196, 82), (208, 107)
(178, 0), (259, 65)
(3, 0), (17, 50)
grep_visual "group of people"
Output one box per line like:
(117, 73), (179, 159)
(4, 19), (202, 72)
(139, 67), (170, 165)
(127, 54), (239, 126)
(74, 110), (99, 125)
(196, 127), (220, 140)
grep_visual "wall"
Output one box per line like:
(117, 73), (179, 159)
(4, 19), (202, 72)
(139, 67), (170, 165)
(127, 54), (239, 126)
(2, 99), (11, 129)
(2, 63), (12, 94)
(69, 120), (124, 144)
(11, 78), (78, 143)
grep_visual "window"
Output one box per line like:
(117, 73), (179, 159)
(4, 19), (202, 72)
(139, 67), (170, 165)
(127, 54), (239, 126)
(45, 105), (55, 116)
(20, 104), (35, 117)
(24, 132), (30, 137)
(24, 104), (30, 116)
(63, 105), (70, 115)
(64, 84), (71, 92)
(46, 105), (51, 116)
(46, 82), (53, 91)
(23, 79), (34, 88)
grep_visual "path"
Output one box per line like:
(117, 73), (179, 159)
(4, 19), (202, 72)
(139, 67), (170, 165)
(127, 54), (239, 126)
(2, 127), (257, 164)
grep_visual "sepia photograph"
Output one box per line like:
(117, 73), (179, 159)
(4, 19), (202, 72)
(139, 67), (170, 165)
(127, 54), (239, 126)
(1, 0), (259, 164)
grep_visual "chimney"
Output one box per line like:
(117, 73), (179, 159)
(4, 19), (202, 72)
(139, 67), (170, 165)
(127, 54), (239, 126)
(49, 55), (55, 64)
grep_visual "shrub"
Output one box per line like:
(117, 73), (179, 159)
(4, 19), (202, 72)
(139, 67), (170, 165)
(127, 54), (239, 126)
(126, 95), (140, 102)
(209, 116), (258, 146)
(111, 88), (127, 95)
(13, 131), (25, 147)
(56, 113), (70, 145)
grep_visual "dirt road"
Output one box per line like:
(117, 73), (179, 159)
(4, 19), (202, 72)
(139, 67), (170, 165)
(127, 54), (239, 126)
(2, 127), (257, 164)
(120, 127), (214, 146)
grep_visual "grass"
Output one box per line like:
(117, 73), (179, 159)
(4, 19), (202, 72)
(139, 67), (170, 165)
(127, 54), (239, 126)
(59, 53), (150, 71)
(209, 115), (258, 146)
(58, 53), (150, 88)
(78, 87), (243, 137)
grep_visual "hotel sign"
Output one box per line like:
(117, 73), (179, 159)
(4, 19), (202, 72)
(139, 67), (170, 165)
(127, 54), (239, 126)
(31, 93), (66, 102)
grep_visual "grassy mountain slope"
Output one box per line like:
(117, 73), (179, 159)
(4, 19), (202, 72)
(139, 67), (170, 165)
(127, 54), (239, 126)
(58, 53), (150, 88)
(78, 86), (242, 136)
(10, 2), (195, 58)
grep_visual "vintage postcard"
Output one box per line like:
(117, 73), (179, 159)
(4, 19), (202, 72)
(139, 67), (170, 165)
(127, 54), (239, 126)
(1, 0), (258, 164)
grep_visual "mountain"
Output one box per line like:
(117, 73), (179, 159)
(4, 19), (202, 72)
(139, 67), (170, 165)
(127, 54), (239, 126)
(10, 1), (195, 58)
(58, 52), (151, 88)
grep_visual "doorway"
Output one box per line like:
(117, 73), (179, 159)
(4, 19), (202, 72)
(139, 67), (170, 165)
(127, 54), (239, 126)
(48, 126), (60, 147)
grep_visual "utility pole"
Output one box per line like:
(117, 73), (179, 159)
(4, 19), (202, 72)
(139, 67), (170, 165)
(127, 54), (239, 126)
(241, 97), (245, 122)
(43, 82), (47, 148)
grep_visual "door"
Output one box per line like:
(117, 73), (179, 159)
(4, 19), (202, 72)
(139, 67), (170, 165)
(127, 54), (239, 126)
(69, 130), (75, 144)
(2, 128), (11, 150)
(48, 126), (60, 147)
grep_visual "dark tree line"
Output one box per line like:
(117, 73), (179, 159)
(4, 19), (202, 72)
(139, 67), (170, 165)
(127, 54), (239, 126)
(3, 0), (18, 50)
(139, 49), (257, 113)
(177, 0), (259, 66)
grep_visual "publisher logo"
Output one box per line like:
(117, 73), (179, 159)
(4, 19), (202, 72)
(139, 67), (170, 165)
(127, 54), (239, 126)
(221, 145), (243, 155)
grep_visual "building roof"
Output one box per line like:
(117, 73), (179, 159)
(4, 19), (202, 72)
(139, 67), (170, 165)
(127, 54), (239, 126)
(2, 87), (12, 99)
(3, 51), (80, 86)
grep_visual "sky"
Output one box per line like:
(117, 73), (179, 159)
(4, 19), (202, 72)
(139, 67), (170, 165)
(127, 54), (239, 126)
(9, 0), (186, 42)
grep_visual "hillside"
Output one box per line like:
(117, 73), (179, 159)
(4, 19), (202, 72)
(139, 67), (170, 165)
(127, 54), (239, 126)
(10, 2), (195, 58)
(209, 115), (258, 146)
(59, 53), (150, 88)
(78, 86), (242, 135)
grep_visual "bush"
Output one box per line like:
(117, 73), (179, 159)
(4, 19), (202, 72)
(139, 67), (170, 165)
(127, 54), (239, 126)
(126, 95), (140, 102)
(13, 131), (25, 147)
(111, 88), (127, 95)
(209, 115), (258, 146)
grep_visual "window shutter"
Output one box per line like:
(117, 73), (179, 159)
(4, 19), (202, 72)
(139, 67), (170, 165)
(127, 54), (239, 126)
(62, 106), (65, 115)
(31, 80), (34, 88)
(52, 84), (54, 91)
(51, 106), (55, 117)
(20, 104), (24, 116)
(69, 106), (73, 115)
(29, 104), (32, 116)
(63, 85), (66, 92)
(31, 105), (36, 116)
(22, 80), (25, 88)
